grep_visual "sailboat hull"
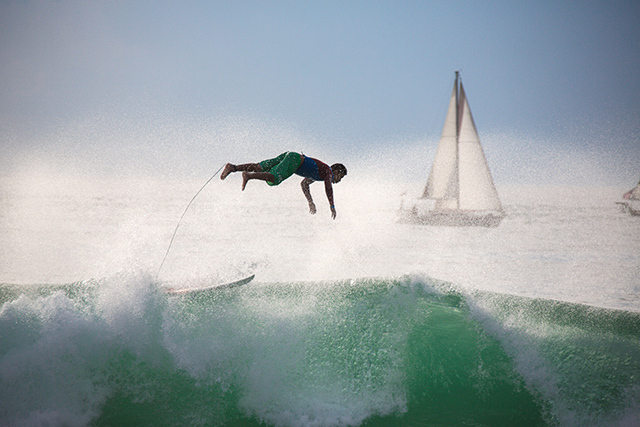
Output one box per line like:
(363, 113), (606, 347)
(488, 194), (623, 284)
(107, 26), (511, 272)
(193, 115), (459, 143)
(617, 201), (640, 216)
(399, 207), (505, 227)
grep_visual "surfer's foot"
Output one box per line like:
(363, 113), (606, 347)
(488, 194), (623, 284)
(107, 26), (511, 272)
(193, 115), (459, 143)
(221, 163), (236, 180)
(241, 171), (249, 191)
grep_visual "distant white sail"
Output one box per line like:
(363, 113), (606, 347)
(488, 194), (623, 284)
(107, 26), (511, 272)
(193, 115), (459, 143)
(618, 178), (640, 216)
(624, 180), (640, 200)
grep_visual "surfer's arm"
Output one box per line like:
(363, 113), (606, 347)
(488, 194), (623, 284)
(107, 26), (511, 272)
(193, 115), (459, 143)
(301, 178), (316, 215)
(323, 177), (336, 220)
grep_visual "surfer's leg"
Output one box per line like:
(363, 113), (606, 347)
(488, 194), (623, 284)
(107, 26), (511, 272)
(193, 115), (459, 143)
(221, 163), (235, 180)
(258, 152), (287, 173)
(242, 171), (276, 191)
(221, 163), (262, 180)
(239, 152), (300, 190)
(265, 152), (302, 184)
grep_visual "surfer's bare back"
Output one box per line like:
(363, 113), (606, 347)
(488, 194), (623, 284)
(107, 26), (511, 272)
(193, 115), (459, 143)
(220, 151), (347, 220)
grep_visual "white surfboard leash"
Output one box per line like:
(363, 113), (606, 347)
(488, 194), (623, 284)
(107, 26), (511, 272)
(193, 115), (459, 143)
(156, 164), (225, 280)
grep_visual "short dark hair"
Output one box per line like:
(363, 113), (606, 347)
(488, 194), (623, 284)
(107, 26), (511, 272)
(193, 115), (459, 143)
(331, 163), (347, 176)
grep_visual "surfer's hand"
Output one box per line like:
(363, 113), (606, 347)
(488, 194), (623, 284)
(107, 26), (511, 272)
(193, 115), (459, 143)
(330, 205), (336, 220)
(308, 201), (316, 215)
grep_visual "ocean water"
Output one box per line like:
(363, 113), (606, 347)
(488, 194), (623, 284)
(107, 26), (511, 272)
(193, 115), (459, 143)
(1, 173), (639, 427)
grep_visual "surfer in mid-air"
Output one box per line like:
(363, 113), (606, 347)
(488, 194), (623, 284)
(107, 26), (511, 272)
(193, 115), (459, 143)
(221, 152), (347, 219)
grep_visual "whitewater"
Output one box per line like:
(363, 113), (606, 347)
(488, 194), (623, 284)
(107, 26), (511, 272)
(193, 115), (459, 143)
(1, 171), (639, 427)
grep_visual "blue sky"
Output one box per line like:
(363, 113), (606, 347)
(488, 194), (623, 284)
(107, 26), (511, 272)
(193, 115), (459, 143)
(1, 0), (639, 186)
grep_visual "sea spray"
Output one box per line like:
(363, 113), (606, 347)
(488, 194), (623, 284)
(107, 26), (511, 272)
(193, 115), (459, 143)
(0, 289), (111, 426)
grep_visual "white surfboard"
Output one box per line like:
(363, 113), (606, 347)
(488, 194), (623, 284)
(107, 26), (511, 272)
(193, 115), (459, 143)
(164, 274), (255, 295)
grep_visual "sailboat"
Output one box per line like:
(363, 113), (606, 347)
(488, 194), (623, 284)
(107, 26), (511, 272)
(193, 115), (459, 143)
(617, 178), (640, 216)
(400, 72), (505, 227)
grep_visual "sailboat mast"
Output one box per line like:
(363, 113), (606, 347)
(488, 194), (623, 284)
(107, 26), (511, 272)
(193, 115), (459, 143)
(454, 71), (460, 209)
(454, 71), (460, 122)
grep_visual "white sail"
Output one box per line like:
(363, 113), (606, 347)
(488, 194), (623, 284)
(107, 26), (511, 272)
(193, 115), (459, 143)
(457, 83), (503, 212)
(619, 179), (640, 216)
(629, 181), (640, 200)
(404, 72), (505, 227)
(422, 81), (459, 210)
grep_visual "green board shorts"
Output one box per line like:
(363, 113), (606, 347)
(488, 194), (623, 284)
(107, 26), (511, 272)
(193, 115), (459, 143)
(259, 152), (302, 186)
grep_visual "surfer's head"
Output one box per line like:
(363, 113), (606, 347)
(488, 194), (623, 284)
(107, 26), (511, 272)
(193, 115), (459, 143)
(331, 163), (347, 183)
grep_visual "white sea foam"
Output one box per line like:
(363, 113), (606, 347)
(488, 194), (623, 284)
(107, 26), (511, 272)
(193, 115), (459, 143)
(1, 171), (638, 312)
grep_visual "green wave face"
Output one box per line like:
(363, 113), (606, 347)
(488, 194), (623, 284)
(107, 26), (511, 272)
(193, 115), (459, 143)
(1, 275), (638, 427)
